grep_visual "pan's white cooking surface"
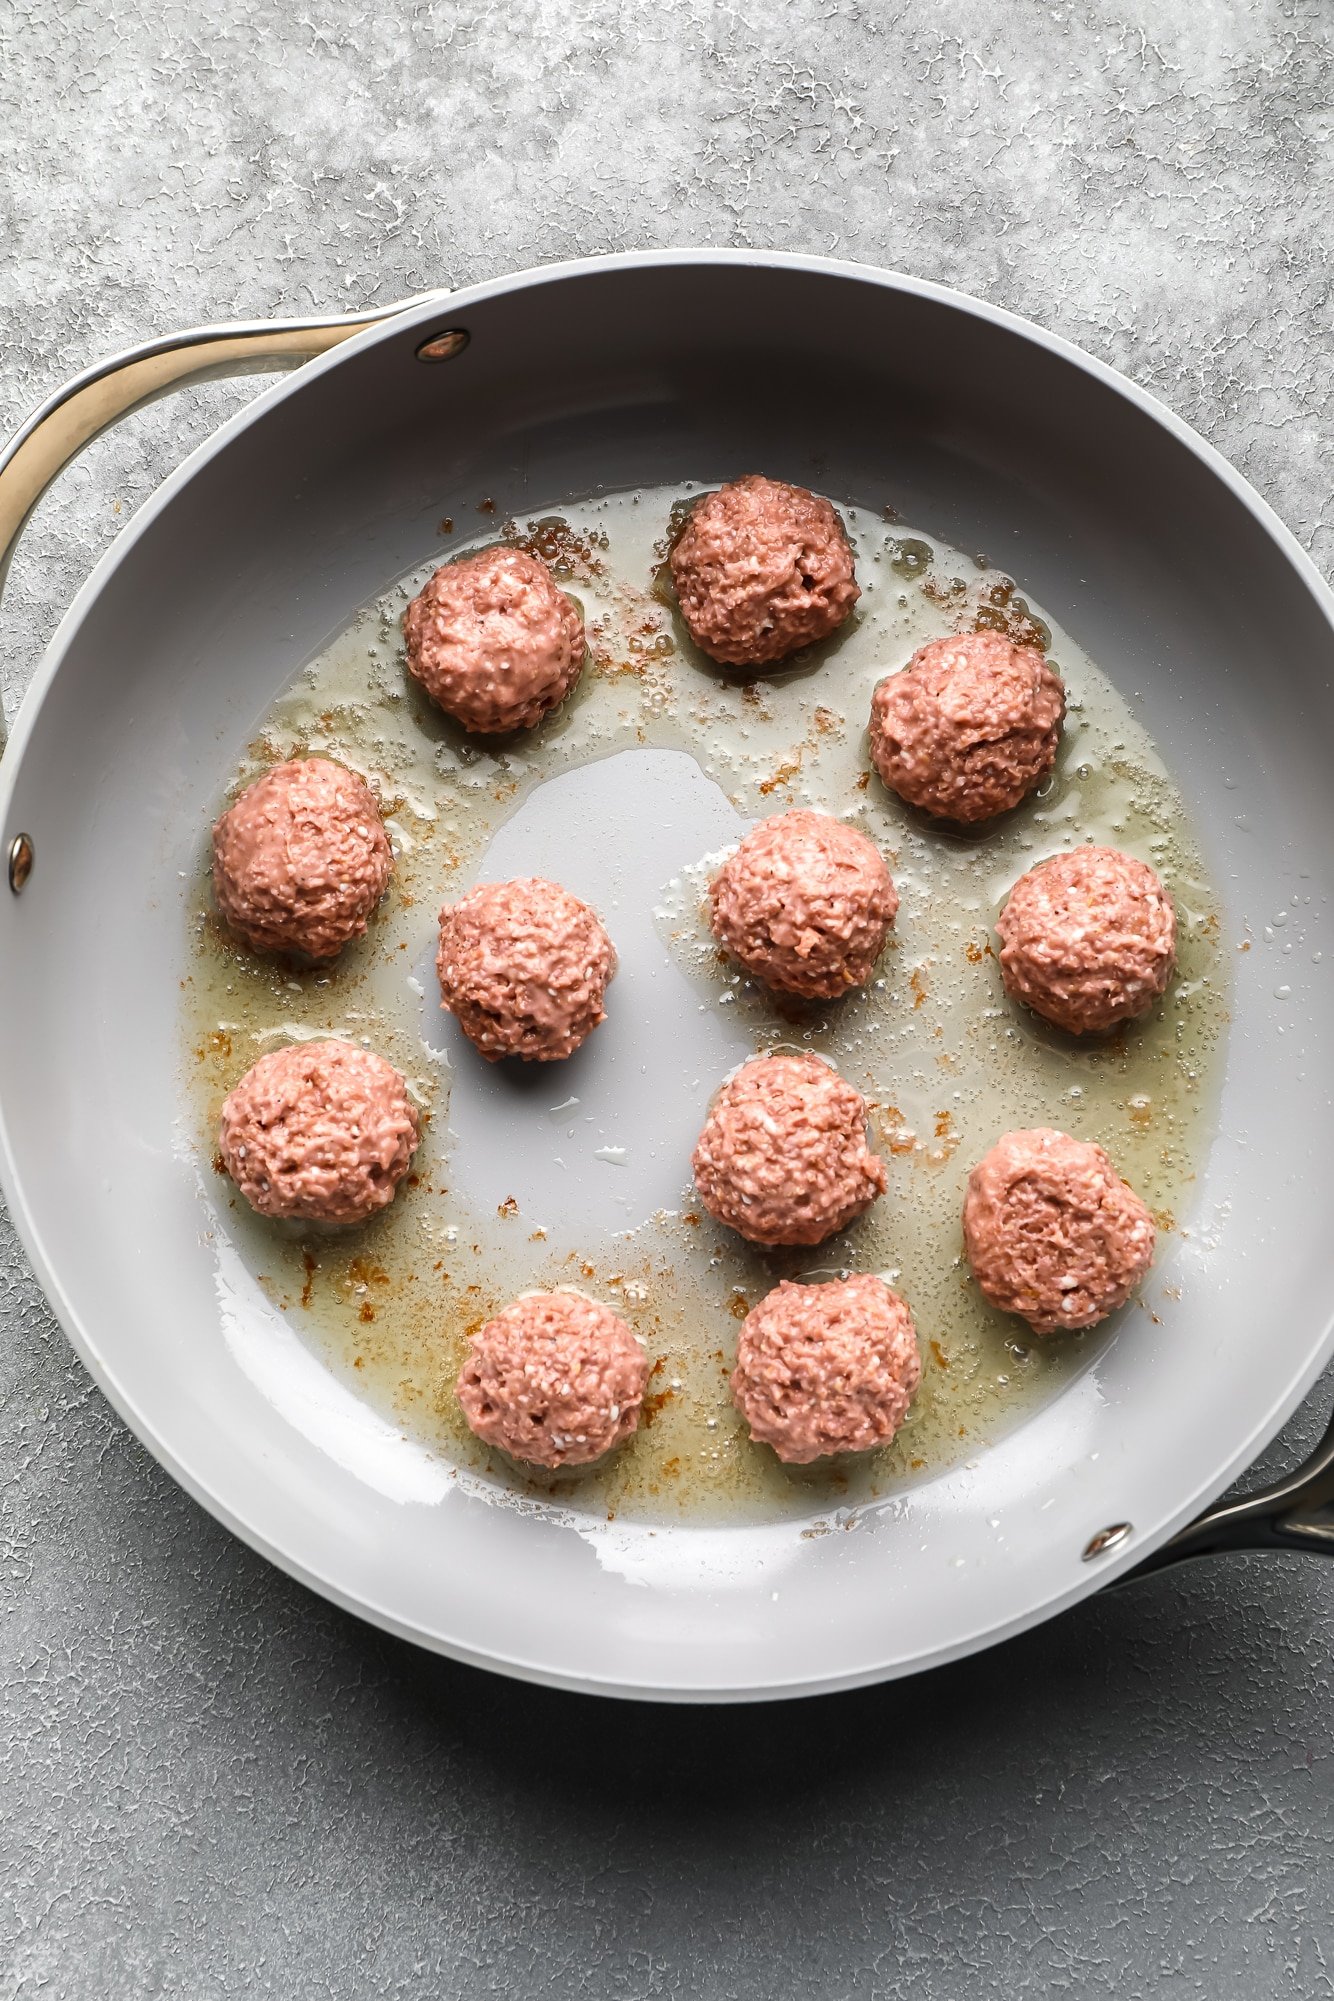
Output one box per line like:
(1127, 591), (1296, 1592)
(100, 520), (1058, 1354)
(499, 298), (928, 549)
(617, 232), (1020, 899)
(428, 748), (749, 1234)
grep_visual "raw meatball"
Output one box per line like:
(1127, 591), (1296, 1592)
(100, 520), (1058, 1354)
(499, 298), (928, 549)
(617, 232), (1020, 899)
(669, 474), (860, 666)
(437, 877), (616, 1062)
(709, 810), (899, 999)
(456, 1290), (649, 1469)
(869, 630), (1065, 823)
(732, 1275), (921, 1464)
(219, 1039), (419, 1224)
(692, 1052), (886, 1246)
(963, 1127), (1155, 1335)
(997, 845), (1177, 1035)
(212, 757), (392, 960)
(403, 546), (585, 733)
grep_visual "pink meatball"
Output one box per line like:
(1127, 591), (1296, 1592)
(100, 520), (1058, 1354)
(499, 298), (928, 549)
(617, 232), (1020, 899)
(709, 810), (899, 999)
(669, 474), (860, 667)
(219, 1039), (419, 1224)
(997, 845), (1177, 1035)
(869, 630), (1065, 823)
(456, 1290), (649, 1469)
(212, 757), (392, 961)
(403, 546), (585, 733)
(692, 1052), (886, 1246)
(437, 877), (616, 1062)
(732, 1275), (921, 1464)
(963, 1127), (1155, 1335)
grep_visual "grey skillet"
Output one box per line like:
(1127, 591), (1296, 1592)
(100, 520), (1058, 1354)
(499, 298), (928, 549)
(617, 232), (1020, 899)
(1, 252), (1333, 1702)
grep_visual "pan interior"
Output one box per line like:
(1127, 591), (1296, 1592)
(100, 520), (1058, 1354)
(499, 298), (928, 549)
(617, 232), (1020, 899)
(181, 484), (1226, 1529)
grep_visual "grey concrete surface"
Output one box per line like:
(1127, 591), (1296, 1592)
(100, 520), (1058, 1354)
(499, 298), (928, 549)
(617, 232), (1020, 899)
(2, 1), (1333, 1994)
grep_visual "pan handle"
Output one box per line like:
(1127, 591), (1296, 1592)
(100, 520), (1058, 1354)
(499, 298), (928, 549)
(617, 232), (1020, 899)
(0, 291), (450, 755)
(1117, 1396), (1334, 1580)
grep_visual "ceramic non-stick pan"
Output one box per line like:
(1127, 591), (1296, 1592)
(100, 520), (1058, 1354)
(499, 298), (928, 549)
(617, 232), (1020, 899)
(2, 252), (1333, 1701)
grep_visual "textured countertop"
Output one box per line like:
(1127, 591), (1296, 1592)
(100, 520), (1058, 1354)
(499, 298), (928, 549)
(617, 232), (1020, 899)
(3, 3), (1333, 1993)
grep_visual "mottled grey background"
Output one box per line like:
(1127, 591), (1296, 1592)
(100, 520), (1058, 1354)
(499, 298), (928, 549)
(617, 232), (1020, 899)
(2, 2), (1333, 1994)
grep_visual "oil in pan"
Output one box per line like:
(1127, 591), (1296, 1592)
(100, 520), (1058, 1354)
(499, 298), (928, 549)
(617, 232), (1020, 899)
(181, 486), (1228, 1527)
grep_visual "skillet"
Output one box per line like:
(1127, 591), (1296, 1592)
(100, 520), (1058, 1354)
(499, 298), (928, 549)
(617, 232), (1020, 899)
(2, 251), (1333, 1701)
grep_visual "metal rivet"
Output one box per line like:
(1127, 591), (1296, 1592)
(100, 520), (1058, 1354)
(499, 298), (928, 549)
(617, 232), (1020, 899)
(7, 832), (33, 894)
(415, 328), (470, 362)
(1082, 1522), (1132, 1561)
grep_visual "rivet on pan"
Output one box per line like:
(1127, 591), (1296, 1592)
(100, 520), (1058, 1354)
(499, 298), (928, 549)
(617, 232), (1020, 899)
(7, 832), (33, 894)
(415, 328), (470, 362)
(1082, 1522), (1132, 1561)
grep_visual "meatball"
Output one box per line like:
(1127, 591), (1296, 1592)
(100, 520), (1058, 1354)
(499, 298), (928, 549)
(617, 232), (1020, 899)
(403, 546), (585, 734)
(709, 810), (899, 999)
(669, 474), (860, 666)
(692, 1052), (886, 1246)
(219, 1039), (419, 1224)
(732, 1276), (921, 1464)
(869, 629), (1065, 823)
(997, 845), (1177, 1035)
(456, 1291), (649, 1469)
(437, 877), (616, 1062)
(211, 757), (392, 961)
(963, 1127), (1155, 1335)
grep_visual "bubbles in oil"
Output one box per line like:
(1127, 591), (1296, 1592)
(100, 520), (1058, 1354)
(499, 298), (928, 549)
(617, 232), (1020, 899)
(181, 487), (1229, 1530)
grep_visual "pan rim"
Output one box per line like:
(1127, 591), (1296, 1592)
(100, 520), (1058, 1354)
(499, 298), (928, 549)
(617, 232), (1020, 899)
(2, 246), (1332, 1699)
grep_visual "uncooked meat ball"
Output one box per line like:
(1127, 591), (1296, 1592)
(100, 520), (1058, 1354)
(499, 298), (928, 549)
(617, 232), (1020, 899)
(456, 1290), (649, 1469)
(669, 474), (860, 666)
(212, 757), (392, 961)
(731, 1275), (921, 1464)
(436, 877), (616, 1062)
(869, 629), (1065, 823)
(219, 1039), (419, 1225)
(403, 546), (585, 733)
(997, 845), (1177, 1035)
(692, 1052), (886, 1247)
(963, 1127), (1155, 1335)
(709, 810), (898, 999)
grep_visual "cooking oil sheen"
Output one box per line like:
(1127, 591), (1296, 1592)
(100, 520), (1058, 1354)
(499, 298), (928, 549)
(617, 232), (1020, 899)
(182, 485), (1228, 1527)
